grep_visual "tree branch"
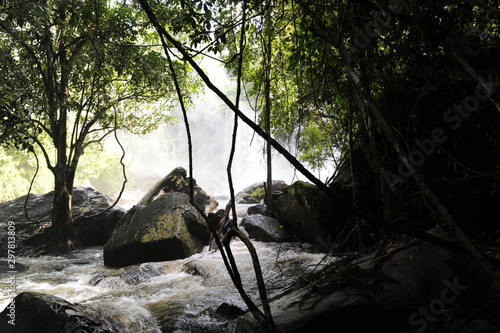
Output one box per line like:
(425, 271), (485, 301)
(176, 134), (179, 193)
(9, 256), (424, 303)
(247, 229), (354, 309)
(158, 35), (194, 202)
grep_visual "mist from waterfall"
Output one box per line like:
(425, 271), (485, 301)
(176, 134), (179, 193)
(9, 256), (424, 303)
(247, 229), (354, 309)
(105, 58), (334, 207)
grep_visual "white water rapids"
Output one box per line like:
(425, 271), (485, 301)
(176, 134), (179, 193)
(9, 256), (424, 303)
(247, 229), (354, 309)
(0, 207), (333, 332)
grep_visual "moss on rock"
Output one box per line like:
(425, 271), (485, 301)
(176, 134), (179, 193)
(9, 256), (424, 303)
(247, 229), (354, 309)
(103, 192), (208, 267)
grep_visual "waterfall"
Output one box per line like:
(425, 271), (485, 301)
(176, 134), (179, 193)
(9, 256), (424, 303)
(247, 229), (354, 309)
(100, 59), (334, 208)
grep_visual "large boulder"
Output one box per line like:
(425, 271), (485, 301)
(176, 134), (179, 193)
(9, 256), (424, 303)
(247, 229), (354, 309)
(0, 187), (123, 226)
(138, 167), (218, 214)
(72, 188), (126, 247)
(0, 193), (51, 224)
(103, 192), (209, 267)
(272, 181), (347, 247)
(0, 292), (114, 333)
(0, 187), (125, 254)
(235, 180), (287, 205)
(240, 214), (291, 243)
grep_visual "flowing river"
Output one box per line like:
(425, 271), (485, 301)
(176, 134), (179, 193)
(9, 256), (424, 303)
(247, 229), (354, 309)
(0, 206), (332, 332)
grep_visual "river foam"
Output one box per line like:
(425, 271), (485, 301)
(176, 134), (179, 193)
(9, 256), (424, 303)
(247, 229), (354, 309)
(1, 237), (334, 331)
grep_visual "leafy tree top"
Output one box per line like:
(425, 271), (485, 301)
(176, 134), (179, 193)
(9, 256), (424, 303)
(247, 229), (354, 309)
(0, 0), (195, 158)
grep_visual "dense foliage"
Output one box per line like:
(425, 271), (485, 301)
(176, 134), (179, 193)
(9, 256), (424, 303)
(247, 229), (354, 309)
(0, 0), (195, 250)
(1, 0), (499, 249)
(196, 0), (500, 231)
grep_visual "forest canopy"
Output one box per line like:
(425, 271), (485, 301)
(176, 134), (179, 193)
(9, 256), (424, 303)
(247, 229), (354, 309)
(0, 0), (499, 252)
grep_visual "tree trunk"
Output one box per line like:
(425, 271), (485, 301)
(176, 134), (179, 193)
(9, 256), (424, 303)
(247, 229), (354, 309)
(264, 2), (273, 216)
(50, 167), (75, 251)
(49, 14), (76, 252)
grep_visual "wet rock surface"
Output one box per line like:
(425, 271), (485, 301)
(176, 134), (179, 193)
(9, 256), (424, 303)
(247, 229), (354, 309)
(247, 204), (267, 216)
(0, 260), (29, 274)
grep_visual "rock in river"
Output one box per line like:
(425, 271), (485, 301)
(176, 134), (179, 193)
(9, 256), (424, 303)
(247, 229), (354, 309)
(0, 187), (126, 255)
(240, 214), (291, 243)
(104, 192), (209, 267)
(234, 180), (287, 205)
(0, 292), (114, 333)
(236, 234), (491, 333)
